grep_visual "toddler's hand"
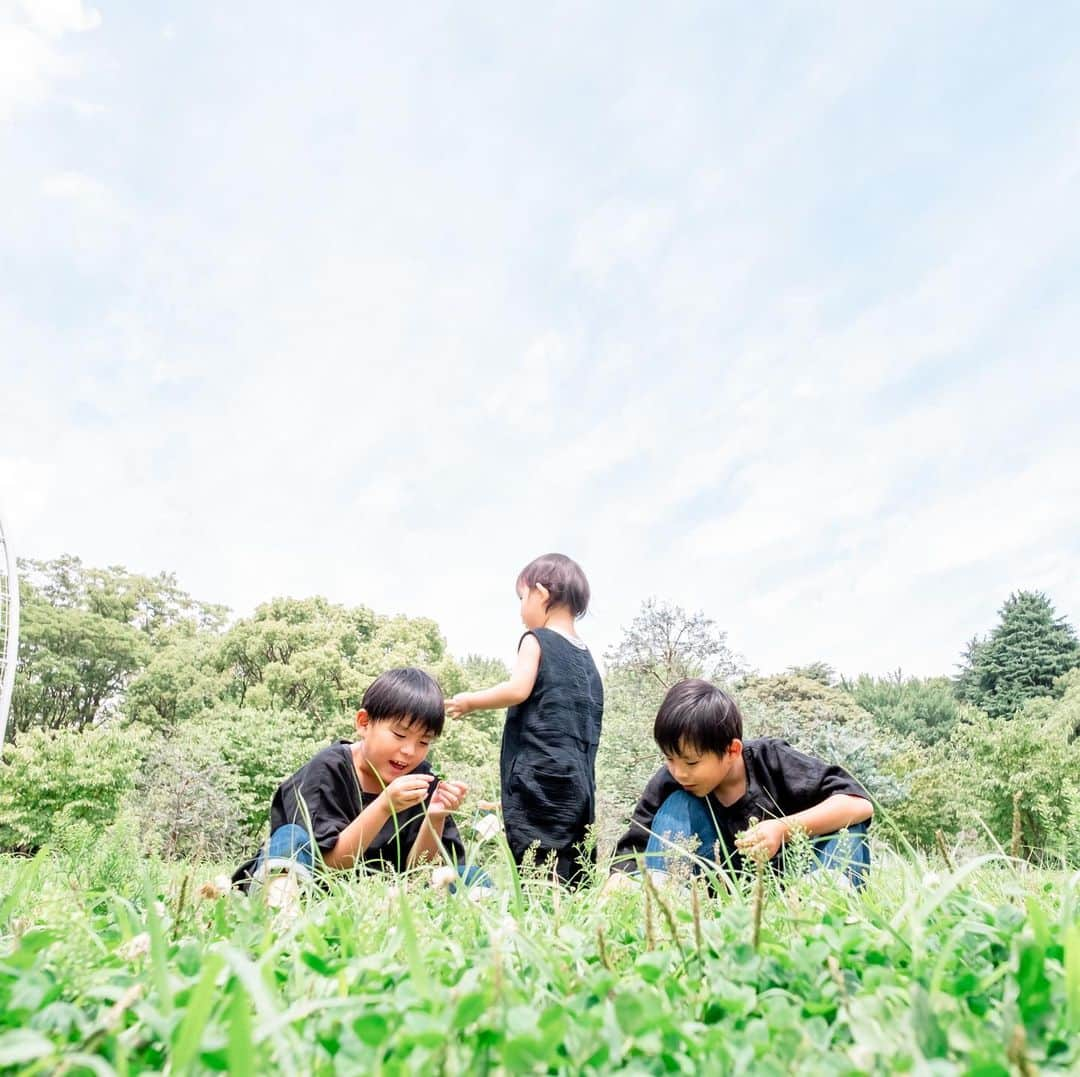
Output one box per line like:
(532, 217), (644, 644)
(445, 693), (472, 719)
(428, 780), (468, 819)
(383, 773), (434, 812)
(735, 819), (788, 861)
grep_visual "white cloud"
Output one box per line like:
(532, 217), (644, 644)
(0, 0), (100, 120)
(2, 3), (1078, 685)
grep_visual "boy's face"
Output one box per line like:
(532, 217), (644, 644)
(355, 711), (435, 786)
(662, 739), (741, 798)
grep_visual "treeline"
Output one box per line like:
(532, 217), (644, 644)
(3, 557), (1079, 866)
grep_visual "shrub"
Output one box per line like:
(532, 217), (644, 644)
(846, 672), (969, 745)
(0, 726), (147, 852)
(736, 675), (907, 807)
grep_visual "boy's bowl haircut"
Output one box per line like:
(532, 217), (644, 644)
(362, 668), (446, 737)
(654, 678), (744, 757)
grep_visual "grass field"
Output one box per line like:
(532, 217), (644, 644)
(1, 831), (1078, 1075)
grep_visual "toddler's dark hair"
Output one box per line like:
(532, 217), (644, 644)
(517, 553), (590, 618)
(362, 668), (445, 736)
(654, 678), (743, 757)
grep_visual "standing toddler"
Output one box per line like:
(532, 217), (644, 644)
(448, 553), (603, 886)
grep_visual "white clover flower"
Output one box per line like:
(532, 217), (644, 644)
(118, 932), (151, 961)
(474, 814), (502, 842)
(431, 866), (457, 892)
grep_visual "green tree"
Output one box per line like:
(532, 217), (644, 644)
(786, 662), (836, 686)
(12, 590), (150, 734)
(847, 671), (969, 746)
(11, 557), (226, 737)
(123, 623), (229, 730)
(217, 596), (377, 718)
(956, 591), (1080, 719)
(216, 597), (466, 722)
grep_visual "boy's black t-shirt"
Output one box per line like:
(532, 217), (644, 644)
(233, 740), (466, 883)
(611, 737), (870, 876)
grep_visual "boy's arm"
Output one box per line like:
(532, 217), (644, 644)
(736, 793), (873, 861)
(406, 780), (468, 868)
(322, 774), (434, 869)
(447, 633), (541, 717)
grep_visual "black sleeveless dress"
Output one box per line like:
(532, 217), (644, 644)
(500, 627), (604, 884)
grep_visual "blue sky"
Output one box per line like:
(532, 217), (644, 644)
(2, 1), (1079, 678)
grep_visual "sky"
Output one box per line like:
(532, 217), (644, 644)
(2, 1), (1079, 680)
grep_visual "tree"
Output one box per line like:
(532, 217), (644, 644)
(123, 623), (229, 730)
(216, 596), (378, 718)
(846, 671), (969, 746)
(736, 674), (907, 806)
(216, 597), (467, 723)
(11, 557), (226, 737)
(786, 662), (836, 686)
(604, 598), (743, 689)
(956, 591), (1080, 719)
(12, 587), (150, 734)
(19, 556), (227, 637)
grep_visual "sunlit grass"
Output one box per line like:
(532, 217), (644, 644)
(1, 837), (1078, 1074)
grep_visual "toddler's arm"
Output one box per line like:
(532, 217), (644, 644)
(447, 633), (541, 717)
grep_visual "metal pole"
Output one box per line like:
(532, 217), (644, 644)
(0, 514), (19, 748)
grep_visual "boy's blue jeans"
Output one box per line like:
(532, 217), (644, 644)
(254, 824), (490, 887)
(643, 791), (870, 889)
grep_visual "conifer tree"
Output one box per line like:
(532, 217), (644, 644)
(956, 590), (1080, 719)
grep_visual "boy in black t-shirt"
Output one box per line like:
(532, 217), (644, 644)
(234, 668), (476, 898)
(609, 679), (873, 888)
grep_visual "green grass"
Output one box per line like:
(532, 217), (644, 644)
(0, 841), (1077, 1075)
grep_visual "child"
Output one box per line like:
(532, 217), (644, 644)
(234, 667), (471, 893)
(447, 553), (603, 887)
(609, 678), (873, 888)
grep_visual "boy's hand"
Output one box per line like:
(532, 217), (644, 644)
(445, 693), (473, 719)
(735, 819), (788, 861)
(383, 773), (435, 812)
(427, 780), (468, 819)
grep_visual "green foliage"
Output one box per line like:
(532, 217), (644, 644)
(952, 681), (1080, 862)
(1, 837), (1079, 1073)
(130, 738), (244, 861)
(846, 671), (970, 745)
(0, 726), (147, 851)
(123, 623), (229, 730)
(736, 674), (907, 806)
(887, 674), (1080, 860)
(215, 597), (465, 722)
(956, 590), (1080, 720)
(12, 598), (149, 733)
(217, 596), (377, 717)
(161, 705), (328, 849)
(11, 557), (225, 737)
(785, 661), (836, 685)
(594, 668), (666, 851)
(18, 555), (227, 636)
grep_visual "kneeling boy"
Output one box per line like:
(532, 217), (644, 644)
(234, 667), (470, 891)
(610, 678), (873, 888)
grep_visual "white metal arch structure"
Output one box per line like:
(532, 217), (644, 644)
(0, 514), (18, 748)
